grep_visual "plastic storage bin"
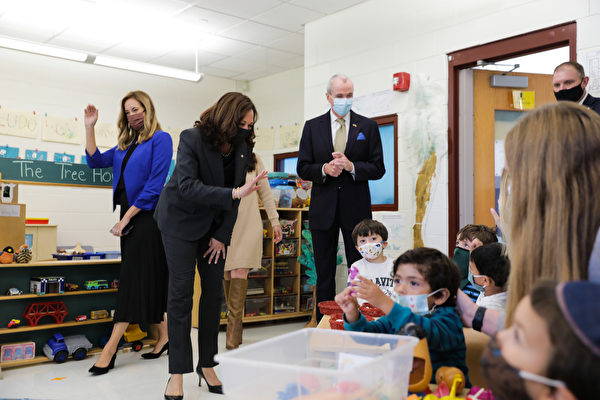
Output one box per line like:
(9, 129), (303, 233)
(216, 328), (417, 399)
(244, 298), (269, 317)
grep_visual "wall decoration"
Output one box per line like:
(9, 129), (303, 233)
(94, 121), (118, 148)
(0, 145), (19, 158)
(0, 107), (38, 139)
(25, 150), (48, 161)
(278, 123), (301, 149)
(53, 153), (75, 163)
(255, 126), (275, 150)
(42, 115), (82, 144)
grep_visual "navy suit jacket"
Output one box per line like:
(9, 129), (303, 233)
(154, 127), (249, 245)
(86, 130), (173, 211)
(297, 110), (385, 231)
(583, 93), (600, 116)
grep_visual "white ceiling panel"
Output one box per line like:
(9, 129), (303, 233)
(101, 41), (175, 63)
(198, 65), (241, 79)
(174, 6), (245, 34)
(288, 0), (366, 15)
(150, 48), (226, 71)
(252, 3), (324, 32)
(220, 21), (292, 45)
(188, 0), (282, 19)
(266, 32), (304, 55)
(197, 36), (257, 57)
(208, 55), (264, 74)
(234, 64), (286, 81)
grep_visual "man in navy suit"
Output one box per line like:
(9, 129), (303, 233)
(298, 74), (385, 321)
(553, 61), (600, 115)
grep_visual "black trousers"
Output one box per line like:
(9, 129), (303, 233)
(161, 232), (224, 374)
(311, 203), (362, 322)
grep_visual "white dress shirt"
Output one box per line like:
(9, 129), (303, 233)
(321, 109), (355, 178)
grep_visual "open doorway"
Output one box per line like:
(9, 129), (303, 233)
(446, 22), (576, 252)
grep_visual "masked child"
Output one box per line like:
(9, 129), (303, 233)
(469, 243), (510, 311)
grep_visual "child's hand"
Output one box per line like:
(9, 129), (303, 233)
(351, 275), (395, 314)
(335, 287), (359, 322)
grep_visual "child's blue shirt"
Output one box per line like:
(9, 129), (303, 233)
(344, 304), (470, 386)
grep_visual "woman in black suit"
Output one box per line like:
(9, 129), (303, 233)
(154, 92), (266, 399)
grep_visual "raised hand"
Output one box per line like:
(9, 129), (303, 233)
(84, 104), (99, 128)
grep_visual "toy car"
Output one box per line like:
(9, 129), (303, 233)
(42, 333), (93, 363)
(65, 283), (79, 291)
(90, 309), (109, 319)
(122, 324), (147, 352)
(8, 319), (20, 329)
(6, 288), (23, 296)
(75, 315), (87, 322)
(84, 279), (109, 290)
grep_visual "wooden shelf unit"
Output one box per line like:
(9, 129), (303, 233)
(0, 258), (122, 370)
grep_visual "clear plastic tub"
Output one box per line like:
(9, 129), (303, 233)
(215, 328), (417, 399)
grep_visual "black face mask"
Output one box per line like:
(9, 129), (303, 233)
(232, 127), (250, 143)
(481, 335), (531, 400)
(554, 83), (584, 102)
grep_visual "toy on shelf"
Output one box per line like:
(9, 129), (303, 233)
(15, 244), (32, 263)
(90, 309), (109, 320)
(30, 276), (65, 295)
(110, 279), (119, 289)
(22, 301), (68, 326)
(75, 315), (87, 322)
(42, 333), (93, 363)
(8, 319), (20, 329)
(84, 279), (109, 290)
(64, 283), (79, 291)
(279, 219), (296, 238)
(274, 286), (292, 295)
(6, 287), (23, 296)
(1, 342), (35, 362)
(275, 239), (297, 256)
(0, 246), (14, 264)
(123, 324), (147, 351)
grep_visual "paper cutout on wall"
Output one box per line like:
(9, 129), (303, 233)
(53, 152), (75, 163)
(25, 150), (48, 161)
(0, 107), (38, 138)
(278, 124), (301, 149)
(95, 121), (119, 148)
(0, 145), (19, 158)
(42, 115), (82, 144)
(352, 89), (394, 117)
(254, 126), (275, 150)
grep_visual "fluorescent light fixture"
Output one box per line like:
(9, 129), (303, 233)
(0, 36), (88, 62)
(94, 55), (203, 82)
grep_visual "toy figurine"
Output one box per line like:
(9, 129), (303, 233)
(8, 319), (20, 329)
(15, 244), (32, 263)
(6, 287), (23, 296)
(0, 246), (14, 264)
(399, 322), (433, 394)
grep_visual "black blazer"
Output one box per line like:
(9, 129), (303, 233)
(154, 127), (250, 245)
(297, 110), (385, 231)
(584, 93), (600, 116)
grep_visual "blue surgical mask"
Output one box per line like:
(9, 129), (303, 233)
(468, 270), (487, 292)
(393, 288), (443, 315)
(333, 98), (352, 116)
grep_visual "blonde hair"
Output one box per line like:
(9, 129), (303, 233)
(504, 102), (600, 325)
(117, 90), (162, 150)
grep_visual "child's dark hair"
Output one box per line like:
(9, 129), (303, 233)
(470, 243), (510, 288)
(530, 280), (600, 399)
(457, 224), (498, 244)
(393, 247), (460, 307)
(352, 219), (388, 244)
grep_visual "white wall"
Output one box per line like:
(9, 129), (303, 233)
(0, 47), (236, 251)
(304, 0), (600, 254)
(245, 67), (304, 171)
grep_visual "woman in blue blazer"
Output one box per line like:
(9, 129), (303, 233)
(84, 90), (172, 375)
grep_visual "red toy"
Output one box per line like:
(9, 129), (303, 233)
(75, 315), (87, 322)
(8, 319), (20, 329)
(22, 301), (68, 326)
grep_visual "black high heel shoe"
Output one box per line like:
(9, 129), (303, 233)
(164, 377), (183, 400)
(88, 352), (116, 375)
(197, 368), (223, 394)
(141, 342), (169, 359)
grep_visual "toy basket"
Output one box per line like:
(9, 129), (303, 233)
(329, 313), (345, 330)
(317, 300), (342, 315)
(360, 303), (385, 317)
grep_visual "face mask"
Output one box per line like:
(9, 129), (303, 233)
(452, 247), (470, 287)
(481, 336), (566, 400)
(554, 82), (584, 102)
(233, 127), (251, 143)
(393, 288), (443, 316)
(127, 112), (145, 131)
(333, 97), (352, 116)
(468, 270), (487, 293)
(358, 242), (384, 260)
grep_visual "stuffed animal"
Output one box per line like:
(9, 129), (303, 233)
(15, 244), (32, 263)
(0, 246), (15, 264)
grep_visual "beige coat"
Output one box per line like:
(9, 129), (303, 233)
(225, 154), (279, 271)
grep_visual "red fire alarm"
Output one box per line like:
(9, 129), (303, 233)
(393, 72), (410, 91)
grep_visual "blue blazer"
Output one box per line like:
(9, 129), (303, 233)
(86, 130), (173, 211)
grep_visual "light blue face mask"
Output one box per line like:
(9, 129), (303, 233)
(393, 288), (443, 315)
(333, 97), (352, 116)
(468, 270), (487, 292)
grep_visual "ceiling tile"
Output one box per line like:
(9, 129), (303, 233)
(269, 53), (304, 69)
(252, 3), (324, 31)
(174, 6), (245, 34)
(101, 41), (174, 63)
(48, 23), (123, 54)
(221, 21), (291, 45)
(197, 36), (257, 57)
(198, 65), (241, 79)
(288, 0), (366, 14)
(150, 48), (226, 71)
(208, 55), (263, 73)
(233, 64), (286, 81)
(266, 32), (303, 55)
(189, 0), (282, 19)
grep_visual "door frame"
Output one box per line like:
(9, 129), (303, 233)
(446, 21), (577, 253)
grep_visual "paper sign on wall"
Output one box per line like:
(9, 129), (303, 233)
(279, 124), (301, 149)
(0, 145), (19, 158)
(255, 126), (275, 150)
(95, 121), (119, 148)
(42, 115), (82, 144)
(53, 152), (75, 163)
(25, 149), (48, 161)
(0, 107), (38, 138)
(512, 90), (535, 110)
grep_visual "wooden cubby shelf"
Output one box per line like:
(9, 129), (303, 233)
(0, 318), (114, 335)
(0, 288), (117, 301)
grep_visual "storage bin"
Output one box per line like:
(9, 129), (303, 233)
(275, 239), (297, 256)
(273, 295), (296, 314)
(215, 328), (417, 400)
(244, 297), (269, 317)
(52, 252), (106, 260)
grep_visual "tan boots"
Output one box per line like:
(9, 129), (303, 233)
(224, 278), (247, 350)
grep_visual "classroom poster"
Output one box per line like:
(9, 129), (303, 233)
(0, 145), (19, 158)
(278, 123), (301, 149)
(254, 126), (275, 150)
(0, 107), (38, 139)
(53, 152), (75, 163)
(25, 149), (48, 161)
(42, 115), (82, 144)
(95, 121), (119, 148)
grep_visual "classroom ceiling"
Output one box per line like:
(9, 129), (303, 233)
(0, 0), (368, 81)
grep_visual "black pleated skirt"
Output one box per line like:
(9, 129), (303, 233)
(114, 189), (168, 324)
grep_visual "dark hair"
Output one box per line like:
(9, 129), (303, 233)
(393, 247), (460, 307)
(554, 61), (585, 79)
(352, 219), (388, 244)
(470, 243), (510, 288)
(530, 280), (600, 399)
(194, 92), (257, 151)
(457, 224), (497, 244)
